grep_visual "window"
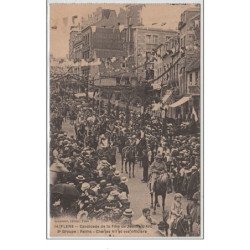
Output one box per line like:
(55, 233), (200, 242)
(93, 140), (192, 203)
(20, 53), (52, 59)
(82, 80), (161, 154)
(121, 62), (126, 68)
(189, 73), (193, 84)
(195, 71), (199, 84)
(146, 35), (151, 43)
(153, 35), (158, 44)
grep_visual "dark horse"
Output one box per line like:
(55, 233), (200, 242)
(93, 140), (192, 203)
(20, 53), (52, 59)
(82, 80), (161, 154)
(150, 173), (172, 215)
(121, 145), (136, 178)
(171, 216), (190, 237)
(97, 146), (116, 165)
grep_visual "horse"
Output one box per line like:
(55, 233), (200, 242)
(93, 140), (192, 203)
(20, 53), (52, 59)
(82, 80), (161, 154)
(150, 172), (172, 215)
(136, 137), (147, 168)
(170, 215), (191, 237)
(121, 145), (136, 178)
(96, 146), (116, 165)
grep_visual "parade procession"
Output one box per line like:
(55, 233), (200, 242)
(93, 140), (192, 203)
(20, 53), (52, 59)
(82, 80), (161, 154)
(49, 3), (201, 238)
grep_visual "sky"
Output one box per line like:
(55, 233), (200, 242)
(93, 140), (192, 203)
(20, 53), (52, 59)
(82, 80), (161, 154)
(49, 3), (199, 58)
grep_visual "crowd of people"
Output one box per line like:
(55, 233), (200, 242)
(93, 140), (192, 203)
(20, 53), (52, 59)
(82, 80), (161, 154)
(50, 86), (201, 236)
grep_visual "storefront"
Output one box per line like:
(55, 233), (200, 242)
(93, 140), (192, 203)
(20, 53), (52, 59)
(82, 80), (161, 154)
(167, 95), (191, 120)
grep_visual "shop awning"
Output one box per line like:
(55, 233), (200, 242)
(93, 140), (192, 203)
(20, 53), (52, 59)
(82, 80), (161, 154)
(162, 91), (172, 103)
(169, 96), (191, 108)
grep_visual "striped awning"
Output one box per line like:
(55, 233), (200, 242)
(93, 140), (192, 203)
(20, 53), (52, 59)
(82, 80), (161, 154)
(162, 91), (172, 103)
(169, 96), (191, 108)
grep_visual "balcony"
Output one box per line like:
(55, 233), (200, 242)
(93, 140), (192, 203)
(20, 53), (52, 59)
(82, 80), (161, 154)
(188, 85), (200, 95)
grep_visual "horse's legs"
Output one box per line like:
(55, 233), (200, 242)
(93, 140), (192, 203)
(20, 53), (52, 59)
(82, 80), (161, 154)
(128, 161), (131, 178)
(162, 193), (166, 212)
(132, 161), (135, 178)
(125, 160), (128, 174)
(150, 193), (154, 209)
(153, 194), (158, 215)
(121, 155), (124, 173)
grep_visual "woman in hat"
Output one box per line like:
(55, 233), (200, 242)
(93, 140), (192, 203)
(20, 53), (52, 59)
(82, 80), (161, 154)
(167, 193), (184, 236)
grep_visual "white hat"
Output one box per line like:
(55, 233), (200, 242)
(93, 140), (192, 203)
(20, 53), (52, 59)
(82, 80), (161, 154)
(191, 165), (198, 171)
(121, 176), (128, 183)
(114, 170), (120, 176)
(81, 182), (90, 191)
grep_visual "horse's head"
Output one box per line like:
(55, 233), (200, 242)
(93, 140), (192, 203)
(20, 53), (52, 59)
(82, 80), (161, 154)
(162, 210), (169, 222)
(181, 215), (192, 235)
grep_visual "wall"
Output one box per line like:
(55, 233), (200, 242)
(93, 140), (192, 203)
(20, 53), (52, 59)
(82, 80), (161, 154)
(133, 27), (177, 79)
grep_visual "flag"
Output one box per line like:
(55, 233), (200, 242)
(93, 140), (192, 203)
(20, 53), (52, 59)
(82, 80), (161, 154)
(51, 26), (57, 30)
(161, 22), (166, 26)
(192, 107), (198, 122)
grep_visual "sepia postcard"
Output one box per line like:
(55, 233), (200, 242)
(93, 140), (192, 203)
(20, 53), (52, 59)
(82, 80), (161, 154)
(47, 0), (203, 239)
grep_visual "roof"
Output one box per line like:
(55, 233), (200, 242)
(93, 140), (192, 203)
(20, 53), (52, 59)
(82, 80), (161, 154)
(186, 57), (200, 72)
(132, 26), (178, 33)
(184, 7), (200, 13)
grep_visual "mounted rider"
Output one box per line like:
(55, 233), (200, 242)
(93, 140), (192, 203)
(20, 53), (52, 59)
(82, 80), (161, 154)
(148, 154), (167, 194)
(167, 193), (184, 235)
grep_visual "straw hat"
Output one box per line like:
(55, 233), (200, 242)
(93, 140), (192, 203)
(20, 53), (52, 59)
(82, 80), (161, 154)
(114, 170), (120, 176)
(123, 209), (134, 217)
(174, 193), (183, 200)
(81, 182), (90, 191)
(121, 176), (128, 183)
(76, 175), (85, 181)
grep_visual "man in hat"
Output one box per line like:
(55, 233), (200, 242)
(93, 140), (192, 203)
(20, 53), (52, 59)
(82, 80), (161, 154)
(187, 166), (200, 200)
(105, 190), (122, 210)
(120, 209), (134, 227)
(118, 176), (129, 197)
(148, 154), (167, 194)
(75, 175), (85, 192)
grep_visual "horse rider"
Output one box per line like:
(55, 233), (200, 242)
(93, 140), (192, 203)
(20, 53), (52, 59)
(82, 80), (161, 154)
(167, 193), (184, 236)
(148, 154), (167, 194)
(130, 135), (137, 146)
